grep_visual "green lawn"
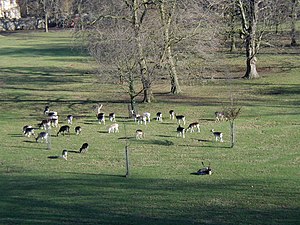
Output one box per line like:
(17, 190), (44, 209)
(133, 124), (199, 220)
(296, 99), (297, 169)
(0, 30), (299, 225)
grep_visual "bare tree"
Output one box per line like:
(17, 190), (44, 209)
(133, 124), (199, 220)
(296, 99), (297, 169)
(157, 0), (223, 92)
(290, 0), (299, 46)
(224, 106), (241, 148)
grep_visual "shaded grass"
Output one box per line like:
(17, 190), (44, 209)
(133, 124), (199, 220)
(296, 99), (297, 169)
(0, 31), (299, 225)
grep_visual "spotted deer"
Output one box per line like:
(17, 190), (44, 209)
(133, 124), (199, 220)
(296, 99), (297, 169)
(156, 112), (163, 122)
(75, 126), (82, 135)
(67, 115), (73, 124)
(57, 125), (70, 136)
(79, 143), (89, 153)
(97, 113), (105, 124)
(211, 129), (223, 142)
(136, 129), (145, 139)
(176, 115), (186, 125)
(36, 131), (48, 143)
(186, 122), (200, 133)
(169, 110), (175, 120)
(177, 125), (185, 138)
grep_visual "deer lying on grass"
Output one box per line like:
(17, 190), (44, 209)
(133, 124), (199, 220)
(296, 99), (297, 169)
(108, 123), (119, 133)
(36, 132), (48, 143)
(197, 162), (212, 175)
(177, 125), (185, 138)
(136, 129), (145, 139)
(186, 122), (200, 133)
(211, 129), (223, 142)
(57, 125), (70, 136)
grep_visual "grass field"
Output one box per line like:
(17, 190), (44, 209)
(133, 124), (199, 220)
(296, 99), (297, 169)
(0, 30), (299, 225)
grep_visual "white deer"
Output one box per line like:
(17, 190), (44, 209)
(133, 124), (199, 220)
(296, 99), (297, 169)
(108, 123), (119, 133)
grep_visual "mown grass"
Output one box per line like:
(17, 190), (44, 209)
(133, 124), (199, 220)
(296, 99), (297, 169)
(0, 30), (299, 225)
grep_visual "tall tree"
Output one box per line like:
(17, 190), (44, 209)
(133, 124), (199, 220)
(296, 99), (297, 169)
(290, 0), (299, 46)
(158, 0), (181, 94)
(237, 0), (261, 79)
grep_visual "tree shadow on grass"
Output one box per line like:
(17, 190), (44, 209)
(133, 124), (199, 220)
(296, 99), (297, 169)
(0, 173), (298, 225)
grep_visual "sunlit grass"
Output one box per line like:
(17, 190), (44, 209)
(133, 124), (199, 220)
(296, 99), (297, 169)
(0, 30), (299, 225)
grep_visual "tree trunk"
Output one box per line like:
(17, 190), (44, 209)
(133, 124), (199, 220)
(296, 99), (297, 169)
(242, 0), (260, 79)
(229, 2), (236, 52)
(230, 121), (235, 148)
(167, 48), (181, 94)
(159, 0), (181, 94)
(44, 11), (49, 32)
(133, 0), (153, 103)
(290, 0), (298, 46)
(244, 56), (259, 79)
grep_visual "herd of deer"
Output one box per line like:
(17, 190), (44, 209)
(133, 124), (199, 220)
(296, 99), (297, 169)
(22, 103), (227, 160)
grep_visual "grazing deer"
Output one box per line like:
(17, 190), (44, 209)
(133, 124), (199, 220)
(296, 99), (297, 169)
(169, 110), (175, 120)
(176, 115), (186, 125)
(48, 111), (58, 119)
(38, 119), (51, 130)
(109, 112), (116, 122)
(156, 112), (163, 122)
(97, 113), (105, 124)
(79, 143), (89, 153)
(177, 125), (185, 138)
(57, 125), (70, 136)
(50, 117), (58, 128)
(143, 112), (151, 123)
(36, 131), (48, 143)
(211, 129), (223, 142)
(215, 111), (227, 122)
(136, 129), (145, 139)
(23, 126), (35, 137)
(62, 150), (68, 160)
(139, 115), (147, 125)
(75, 126), (82, 135)
(108, 123), (119, 133)
(67, 115), (73, 124)
(186, 122), (200, 133)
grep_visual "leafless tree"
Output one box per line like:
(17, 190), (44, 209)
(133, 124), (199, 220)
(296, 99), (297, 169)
(290, 0), (299, 46)
(236, 0), (278, 79)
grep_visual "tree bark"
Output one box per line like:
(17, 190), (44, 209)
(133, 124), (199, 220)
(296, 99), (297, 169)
(290, 0), (298, 46)
(239, 0), (260, 79)
(133, 0), (153, 103)
(159, 0), (181, 94)
(230, 121), (235, 148)
(44, 11), (49, 32)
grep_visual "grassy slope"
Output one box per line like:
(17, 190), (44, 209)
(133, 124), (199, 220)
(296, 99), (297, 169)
(0, 31), (299, 225)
